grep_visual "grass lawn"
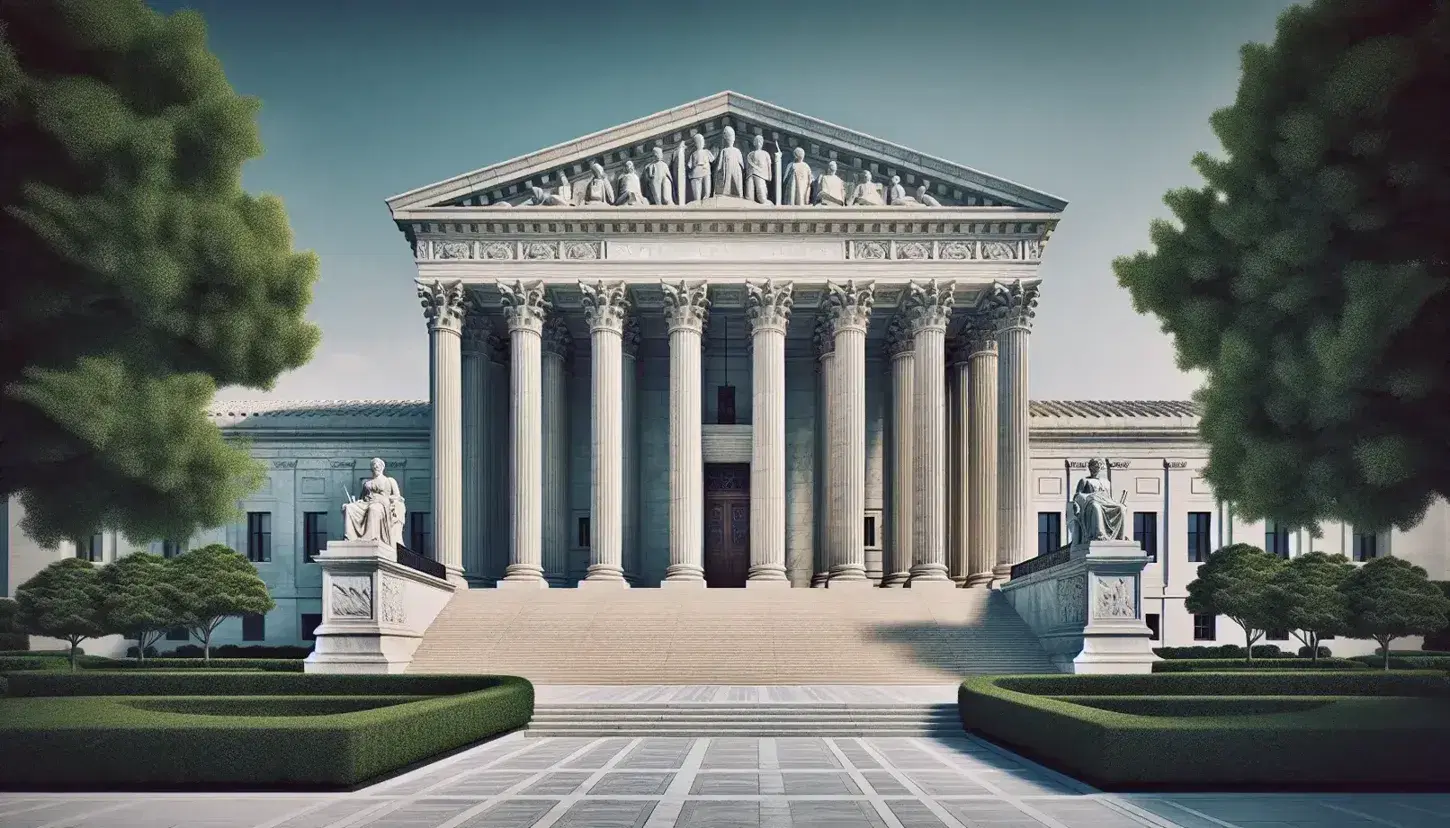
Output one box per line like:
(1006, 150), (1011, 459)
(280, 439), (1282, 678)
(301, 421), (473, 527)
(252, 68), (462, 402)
(960, 671), (1450, 791)
(0, 672), (533, 791)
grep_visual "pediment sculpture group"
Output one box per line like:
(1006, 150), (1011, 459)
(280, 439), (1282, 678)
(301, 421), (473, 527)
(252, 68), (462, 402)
(519, 125), (942, 209)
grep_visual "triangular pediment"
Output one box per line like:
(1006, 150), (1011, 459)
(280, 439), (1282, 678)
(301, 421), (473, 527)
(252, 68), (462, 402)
(386, 91), (1066, 214)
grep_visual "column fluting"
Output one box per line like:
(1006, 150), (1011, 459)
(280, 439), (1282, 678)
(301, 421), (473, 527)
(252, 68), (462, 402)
(992, 281), (1039, 581)
(746, 280), (794, 584)
(883, 317), (914, 587)
(540, 317), (572, 585)
(812, 319), (835, 588)
(581, 281), (629, 584)
(662, 281), (709, 584)
(965, 316), (999, 586)
(460, 309), (491, 586)
(622, 318), (640, 584)
(907, 280), (955, 585)
(949, 339), (972, 584)
(497, 280), (548, 586)
(826, 280), (874, 585)
(418, 280), (468, 584)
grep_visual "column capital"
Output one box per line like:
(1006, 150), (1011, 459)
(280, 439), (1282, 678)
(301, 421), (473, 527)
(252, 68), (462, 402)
(498, 279), (550, 334)
(904, 280), (956, 335)
(960, 315), (999, 358)
(812, 314), (835, 360)
(885, 315), (915, 359)
(745, 279), (794, 336)
(580, 280), (630, 335)
(486, 331), (510, 364)
(824, 280), (874, 335)
(542, 315), (573, 360)
(461, 307), (492, 355)
(661, 280), (710, 334)
(418, 279), (469, 334)
(988, 280), (1041, 334)
(622, 316), (641, 358)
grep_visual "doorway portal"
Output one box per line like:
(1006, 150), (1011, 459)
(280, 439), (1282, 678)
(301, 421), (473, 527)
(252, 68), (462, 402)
(703, 463), (750, 588)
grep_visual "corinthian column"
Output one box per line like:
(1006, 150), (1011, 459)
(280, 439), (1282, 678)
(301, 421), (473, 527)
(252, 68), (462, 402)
(579, 281), (629, 585)
(825, 280), (874, 586)
(497, 280), (549, 587)
(948, 337), (971, 585)
(662, 281), (709, 586)
(540, 316), (572, 586)
(906, 280), (955, 586)
(812, 318), (835, 588)
(992, 281), (1040, 581)
(883, 317), (913, 587)
(460, 308), (491, 586)
(622, 318), (641, 584)
(963, 317), (998, 586)
(745, 280), (794, 585)
(417, 280), (468, 585)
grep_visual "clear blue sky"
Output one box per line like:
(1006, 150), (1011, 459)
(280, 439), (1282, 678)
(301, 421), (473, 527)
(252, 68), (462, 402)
(148, 0), (1299, 403)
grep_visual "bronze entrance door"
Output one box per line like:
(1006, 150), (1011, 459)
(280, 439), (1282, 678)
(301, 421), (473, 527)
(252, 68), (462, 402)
(704, 463), (750, 588)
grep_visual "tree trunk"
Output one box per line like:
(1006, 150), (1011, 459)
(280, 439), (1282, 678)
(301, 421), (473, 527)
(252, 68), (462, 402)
(1240, 624), (1254, 662)
(1309, 632), (1320, 664)
(1380, 637), (1394, 670)
(67, 638), (80, 671)
(203, 626), (212, 663)
(136, 635), (146, 663)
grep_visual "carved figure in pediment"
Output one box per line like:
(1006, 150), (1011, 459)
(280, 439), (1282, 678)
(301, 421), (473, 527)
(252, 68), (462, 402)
(745, 134), (773, 204)
(580, 162), (615, 206)
(814, 160), (846, 206)
(527, 170), (574, 207)
(784, 147), (813, 206)
(716, 126), (745, 199)
(849, 170), (886, 206)
(343, 457), (406, 547)
(916, 181), (942, 207)
(686, 133), (715, 202)
(888, 175), (920, 206)
(616, 160), (648, 206)
(644, 146), (674, 205)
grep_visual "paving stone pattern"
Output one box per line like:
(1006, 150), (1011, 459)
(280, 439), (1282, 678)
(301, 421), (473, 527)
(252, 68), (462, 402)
(3, 733), (1448, 828)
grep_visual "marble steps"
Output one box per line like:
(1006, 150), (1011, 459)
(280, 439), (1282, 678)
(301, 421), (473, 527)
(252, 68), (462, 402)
(525, 703), (963, 737)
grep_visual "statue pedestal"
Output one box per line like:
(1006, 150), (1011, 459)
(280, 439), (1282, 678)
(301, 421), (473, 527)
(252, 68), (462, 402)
(304, 540), (457, 675)
(999, 539), (1159, 675)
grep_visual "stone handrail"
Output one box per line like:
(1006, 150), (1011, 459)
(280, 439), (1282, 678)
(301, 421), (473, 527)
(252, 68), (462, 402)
(396, 543), (447, 580)
(1009, 546), (1071, 580)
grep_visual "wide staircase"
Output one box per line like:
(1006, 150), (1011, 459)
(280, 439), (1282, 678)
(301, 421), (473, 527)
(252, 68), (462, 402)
(408, 586), (1056, 684)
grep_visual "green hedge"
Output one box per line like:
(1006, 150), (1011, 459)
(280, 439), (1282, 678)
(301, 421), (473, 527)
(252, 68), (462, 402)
(121, 695), (426, 717)
(960, 675), (1450, 789)
(0, 656), (72, 673)
(93, 658), (304, 673)
(1351, 655), (1450, 671)
(1153, 658), (1366, 672)
(1054, 695), (1334, 717)
(0, 674), (533, 789)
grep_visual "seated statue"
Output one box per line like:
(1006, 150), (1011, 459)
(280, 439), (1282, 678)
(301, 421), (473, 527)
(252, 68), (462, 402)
(813, 160), (846, 205)
(887, 174), (919, 206)
(343, 457), (407, 547)
(580, 162), (615, 206)
(1070, 458), (1128, 543)
(616, 160), (648, 205)
(848, 170), (886, 206)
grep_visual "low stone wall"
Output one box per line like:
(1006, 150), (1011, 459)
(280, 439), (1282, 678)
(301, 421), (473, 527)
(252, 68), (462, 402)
(1000, 539), (1158, 674)
(305, 540), (457, 674)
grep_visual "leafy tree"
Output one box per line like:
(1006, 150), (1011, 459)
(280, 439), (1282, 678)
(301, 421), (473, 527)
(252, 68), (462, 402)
(165, 544), (274, 661)
(0, 597), (26, 650)
(1342, 556), (1450, 669)
(98, 552), (178, 662)
(0, 0), (319, 548)
(1113, 0), (1450, 534)
(1185, 543), (1285, 661)
(1264, 551), (1353, 662)
(14, 558), (105, 668)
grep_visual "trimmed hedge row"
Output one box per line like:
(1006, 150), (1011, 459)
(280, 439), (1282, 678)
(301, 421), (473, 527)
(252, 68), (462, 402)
(960, 673), (1450, 789)
(1154, 644), (1332, 660)
(1053, 695), (1334, 717)
(149, 644), (314, 660)
(1351, 655), (1450, 671)
(1153, 658), (1367, 672)
(121, 695), (426, 717)
(100, 658), (303, 673)
(0, 673), (533, 789)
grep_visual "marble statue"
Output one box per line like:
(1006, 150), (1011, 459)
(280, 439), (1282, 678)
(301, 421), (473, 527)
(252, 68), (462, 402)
(343, 457), (407, 547)
(916, 181), (942, 207)
(644, 146), (674, 205)
(686, 133), (715, 202)
(888, 175), (919, 206)
(716, 126), (745, 199)
(784, 147), (812, 206)
(814, 160), (846, 205)
(745, 134), (773, 203)
(527, 170), (573, 206)
(550, 171), (572, 205)
(1070, 459), (1129, 543)
(849, 170), (886, 206)
(616, 160), (648, 206)
(580, 162), (615, 206)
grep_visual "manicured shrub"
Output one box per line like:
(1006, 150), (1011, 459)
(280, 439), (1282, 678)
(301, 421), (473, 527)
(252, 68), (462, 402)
(86, 658), (302, 673)
(163, 644), (313, 659)
(0, 599), (26, 651)
(1350, 655), (1450, 672)
(1298, 645), (1332, 658)
(994, 671), (1450, 697)
(1155, 644), (1290, 659)
(0, 656), (72, 674)
(1152, 658), (1366, 672)
(3, 670), (513, 697)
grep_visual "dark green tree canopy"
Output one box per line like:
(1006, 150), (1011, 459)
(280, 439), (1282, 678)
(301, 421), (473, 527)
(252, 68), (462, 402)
(1264, 550), (1353, 657)
(1343, 556), (1450, 655)
(99, 551), (178, 657)
(14, 557), (106, 666)
(0, 0), (319, 546)
(166, 543), (274, 659)
(1185, 543), (1284, 655)
(1113, 0), (1450, 533)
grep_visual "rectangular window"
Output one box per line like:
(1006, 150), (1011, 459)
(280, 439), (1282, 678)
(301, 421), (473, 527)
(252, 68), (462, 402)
(241, 612), (265, 642)
(1145, 613), (1161, 641)
(409, 512), (431, 555)
(717, 385), (737, 425)
(77, 532), (103, 562)
(162, 540), (182, 559)
(301, 613), (322, 642)
(166, 626), (189, 641)
(1036, 512), (1062, 556)
(303, 512), (328, 563)
(864, 516), (877, 548)
(578, 516), (591, 549)
(1265, 519), (1290, 558)
(1193, 614), (1217, 641)
(1187, 512), (1212, 562)
(246, 511), (272, 563)
(1133, 512), (1158, 562)
(1352, 530), (1378, 562)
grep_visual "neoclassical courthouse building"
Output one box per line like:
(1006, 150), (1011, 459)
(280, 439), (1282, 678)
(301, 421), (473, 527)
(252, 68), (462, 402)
(4, 93), (1446, 661)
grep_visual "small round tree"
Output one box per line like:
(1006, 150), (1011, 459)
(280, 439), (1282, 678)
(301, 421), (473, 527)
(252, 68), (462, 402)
(14, 557), (105, 668)
(99, 552), (179, 663)
(1185, 543), (1285, 661)
(165, 544), (274, 661)
(1342, 556), (1450, 669)
(1264, 551), (1353, 663)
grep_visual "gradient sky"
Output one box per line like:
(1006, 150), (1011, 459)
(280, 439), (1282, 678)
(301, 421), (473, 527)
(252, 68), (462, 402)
(147, 0), (1299, 404)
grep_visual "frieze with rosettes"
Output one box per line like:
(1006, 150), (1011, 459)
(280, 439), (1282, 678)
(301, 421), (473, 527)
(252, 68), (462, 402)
(414, 235), (1047, 262)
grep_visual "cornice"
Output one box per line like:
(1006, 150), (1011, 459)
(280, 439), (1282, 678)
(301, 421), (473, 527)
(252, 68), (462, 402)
(397, 207), (1060, 235)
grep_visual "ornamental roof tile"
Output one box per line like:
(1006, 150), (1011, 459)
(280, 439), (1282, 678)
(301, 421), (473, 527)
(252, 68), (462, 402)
(1027, 400), (1199, 418)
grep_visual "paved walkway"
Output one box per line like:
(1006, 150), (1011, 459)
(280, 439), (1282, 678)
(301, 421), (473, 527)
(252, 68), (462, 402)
(534, 684), (961, 704)
(3, 732), (1448, 827)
